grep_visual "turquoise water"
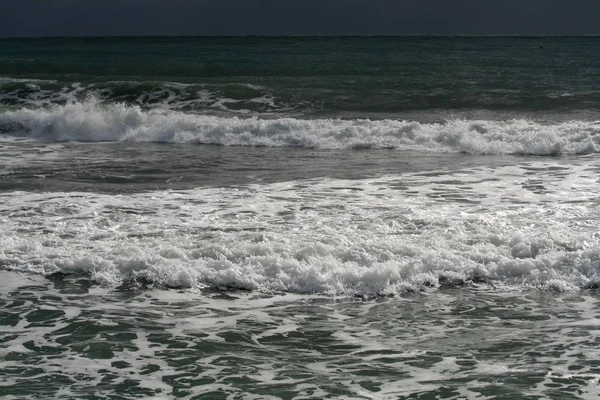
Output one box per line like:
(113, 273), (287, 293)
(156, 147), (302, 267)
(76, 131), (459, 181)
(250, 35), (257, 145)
(1, 37), (600, 398)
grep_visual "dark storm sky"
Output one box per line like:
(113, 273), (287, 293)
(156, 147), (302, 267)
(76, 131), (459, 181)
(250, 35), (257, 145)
(1, 0), (598, 36)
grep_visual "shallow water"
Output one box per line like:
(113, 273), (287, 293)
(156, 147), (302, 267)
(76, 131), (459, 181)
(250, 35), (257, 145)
(1, 272), (599, 399)
(2, 140), (600, 398)
(2, 36), (600, 398)
(2, 141), (600, 293)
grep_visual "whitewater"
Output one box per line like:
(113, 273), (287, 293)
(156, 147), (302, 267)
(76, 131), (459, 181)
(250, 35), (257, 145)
(2, 100), (600, 155)
(2, 101), (600, 295)
(2, 36), (600, 399)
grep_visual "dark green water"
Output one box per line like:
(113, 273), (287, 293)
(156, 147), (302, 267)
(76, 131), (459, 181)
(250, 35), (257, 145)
(2, 36), (600, 399)
(1, 36), (599, 118)
(2, 273), (600, 399)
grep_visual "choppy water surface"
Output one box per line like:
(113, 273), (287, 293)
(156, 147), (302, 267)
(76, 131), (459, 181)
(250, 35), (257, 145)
(3, 142), (600, 293)
(1, 142), (600, 398)
(2, 36), (600, 398)
(2, 273), (600, 399)
(1, 36), (600, 119)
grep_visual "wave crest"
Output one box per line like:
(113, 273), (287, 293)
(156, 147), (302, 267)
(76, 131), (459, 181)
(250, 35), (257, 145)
(2, 100), (600, 155)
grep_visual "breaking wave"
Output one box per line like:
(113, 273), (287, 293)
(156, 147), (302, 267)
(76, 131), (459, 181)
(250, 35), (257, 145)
(2, 169), (600, 295)
(1, 100), (600, 155)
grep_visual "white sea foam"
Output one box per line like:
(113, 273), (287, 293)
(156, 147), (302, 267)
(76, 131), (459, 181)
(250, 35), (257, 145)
(0, 79), (294, 114)
(1, 100), (600, 154)
(1, 162), (599, 295)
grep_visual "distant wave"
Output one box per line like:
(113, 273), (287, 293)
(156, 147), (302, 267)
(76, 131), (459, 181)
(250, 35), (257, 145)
(0, 78), (308, 115)
(1, 99), (600, 155)
(4, 76), (600, 117)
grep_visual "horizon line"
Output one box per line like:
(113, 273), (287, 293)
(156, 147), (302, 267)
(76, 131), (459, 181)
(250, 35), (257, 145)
(1, 33), (600, 39)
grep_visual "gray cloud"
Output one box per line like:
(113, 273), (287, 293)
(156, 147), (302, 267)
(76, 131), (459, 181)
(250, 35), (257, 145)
(1, 0), (598, 36)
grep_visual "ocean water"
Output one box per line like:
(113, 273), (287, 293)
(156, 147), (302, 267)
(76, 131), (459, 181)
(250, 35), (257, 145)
(1, 36), (600, 399)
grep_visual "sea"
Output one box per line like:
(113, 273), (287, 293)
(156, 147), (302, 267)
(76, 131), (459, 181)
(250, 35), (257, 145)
(1, 36), (600, 399)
